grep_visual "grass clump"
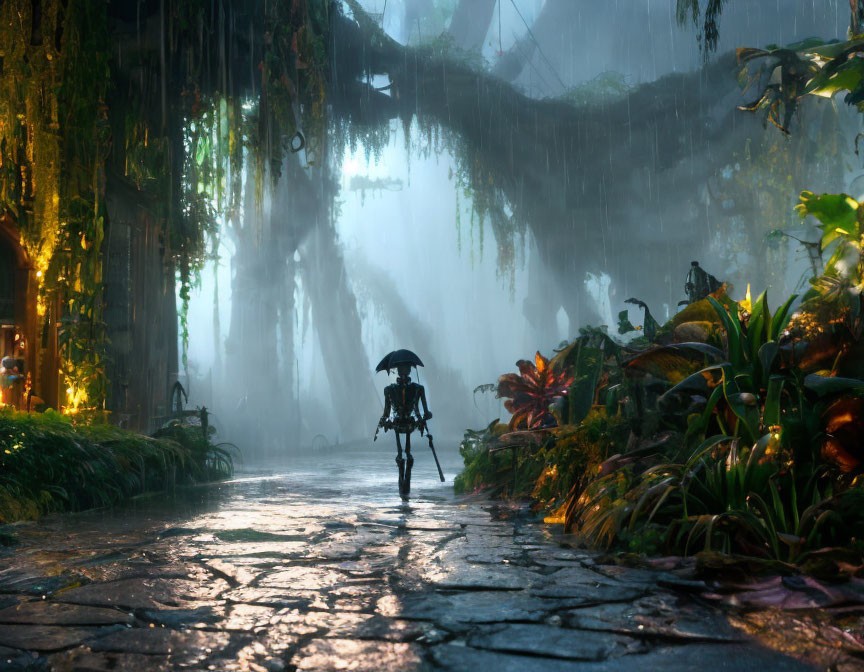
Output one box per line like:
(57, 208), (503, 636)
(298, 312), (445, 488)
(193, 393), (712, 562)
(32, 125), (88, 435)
(0, 409), (234, 523)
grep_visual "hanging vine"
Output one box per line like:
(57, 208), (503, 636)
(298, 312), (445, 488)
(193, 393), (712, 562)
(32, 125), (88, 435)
(0, 0), (331, 410)
(0, 0), (111, 412)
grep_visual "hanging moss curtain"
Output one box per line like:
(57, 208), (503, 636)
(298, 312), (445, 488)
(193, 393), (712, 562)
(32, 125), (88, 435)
(0, 0), (110, 411)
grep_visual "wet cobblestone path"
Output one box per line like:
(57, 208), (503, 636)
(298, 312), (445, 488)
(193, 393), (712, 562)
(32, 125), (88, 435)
(0, 449), (843, 671)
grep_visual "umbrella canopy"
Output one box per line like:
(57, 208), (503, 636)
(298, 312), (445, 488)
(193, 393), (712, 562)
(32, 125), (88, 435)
(375, 349), (424, 373)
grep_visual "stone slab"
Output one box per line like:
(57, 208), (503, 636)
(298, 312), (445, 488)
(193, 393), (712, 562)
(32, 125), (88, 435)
(291, 638), (422, 672)
(55, 577), (223, 610)
(530, 582), (646, 603)
(0, 601), (133, 626)
(89, 627), (233, 665)
(430, 643), (583, 672)
(379, 590), (557, 624)
(563, 599), (745, 642)
(467, 623), (643, 661)
(430, 643), (819, 672)
(425, 565), (535, 591)
(48, 649), (171, 672)
(0, 624), (119, 652)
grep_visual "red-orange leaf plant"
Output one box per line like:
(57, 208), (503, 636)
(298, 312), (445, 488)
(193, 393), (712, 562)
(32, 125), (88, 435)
(497, 352), (574, 430)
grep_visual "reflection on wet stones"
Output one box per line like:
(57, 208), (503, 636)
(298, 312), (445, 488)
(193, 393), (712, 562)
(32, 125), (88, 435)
(0, 452), (844, 671)
(222, 586), (320, 610)
(424, 564), (537, 590)
(258, 567), (345, 590)
(88, 627), (232, 659)
(54, 577), (227, 611)
(274, 611), (431, 642)
(292, 638), (422, 672)
(201, 558), (262, 586)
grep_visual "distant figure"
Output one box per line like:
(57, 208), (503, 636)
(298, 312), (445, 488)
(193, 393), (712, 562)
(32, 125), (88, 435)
(683, 261), (723, 305)
(374, 349), (443, 500)
(0, 356), (24, 407)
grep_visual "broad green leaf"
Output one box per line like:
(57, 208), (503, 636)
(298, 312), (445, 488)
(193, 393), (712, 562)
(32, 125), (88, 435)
(748, 290), (769, 365)
(795, 192), (860, 248)
(758, 342), (780, 379)
(787, 37), (831, 52)
(567, 373), (598, 426)
(803, 373), (864, 397)
(685, 384), (725, 441)
(805, 38), (864, 59)
(708, 296), (744, 368)
(724, 373), (759, 445)
(807, 62), (864, 98)
(763, 376), (785, 428)
(769, 294), (798, 341)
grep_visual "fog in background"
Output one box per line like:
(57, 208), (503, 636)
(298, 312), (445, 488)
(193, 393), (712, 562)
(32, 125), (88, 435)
(181, 0), (859, 457)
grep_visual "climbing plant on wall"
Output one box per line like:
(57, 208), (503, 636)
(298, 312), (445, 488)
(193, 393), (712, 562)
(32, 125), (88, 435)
(0, 0), (332, 410)
(0, 0), (111, 411)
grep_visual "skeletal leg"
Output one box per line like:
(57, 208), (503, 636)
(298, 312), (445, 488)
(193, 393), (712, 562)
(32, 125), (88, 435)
(395, 432), (406, 497)
(403, 432), (414, 497)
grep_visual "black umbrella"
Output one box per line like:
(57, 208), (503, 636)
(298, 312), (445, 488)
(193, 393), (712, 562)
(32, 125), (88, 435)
(375, 349), (424, 373)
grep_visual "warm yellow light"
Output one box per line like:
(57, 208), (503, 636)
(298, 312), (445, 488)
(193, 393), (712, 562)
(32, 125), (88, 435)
(739, 283), (752, 313)
(35, 270), (42, 278)
(63, 383), (88, 414)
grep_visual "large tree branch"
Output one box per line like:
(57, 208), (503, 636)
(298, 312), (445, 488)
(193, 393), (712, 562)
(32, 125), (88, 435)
(332, 0), (789, 323)
(335, 0), (752, 222)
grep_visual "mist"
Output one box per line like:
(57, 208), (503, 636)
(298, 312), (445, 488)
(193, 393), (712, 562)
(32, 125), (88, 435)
(180, 0), (858, 456)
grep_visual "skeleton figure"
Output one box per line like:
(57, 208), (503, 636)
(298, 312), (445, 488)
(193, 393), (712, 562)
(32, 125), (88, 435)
(378, 363), (433, 499)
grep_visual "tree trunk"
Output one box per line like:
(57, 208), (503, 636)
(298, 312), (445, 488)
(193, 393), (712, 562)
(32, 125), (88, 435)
(447, 0), (497, 51)
(853, 0), (864, 35)
(491, 0), (571, 89)
(299, 159), (378, 440)
(224, 164), (296, 453)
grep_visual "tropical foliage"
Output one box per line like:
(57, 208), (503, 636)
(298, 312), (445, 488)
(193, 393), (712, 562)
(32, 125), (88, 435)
(497, 352), (574, 430)
(737, 35), (864, 134)
(0, 410), (234, 524)
(457, 188), (864, 567)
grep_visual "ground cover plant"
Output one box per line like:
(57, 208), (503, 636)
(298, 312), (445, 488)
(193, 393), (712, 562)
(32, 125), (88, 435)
(0, 409), (234, 523)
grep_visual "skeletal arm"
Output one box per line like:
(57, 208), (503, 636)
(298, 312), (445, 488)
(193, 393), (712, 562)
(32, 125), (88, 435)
(379, 387), (392, 428)
(419, 385), (432, 420)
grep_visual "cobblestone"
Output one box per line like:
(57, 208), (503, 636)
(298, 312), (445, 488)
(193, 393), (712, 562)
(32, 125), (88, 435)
(0, 449), (843, 670)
